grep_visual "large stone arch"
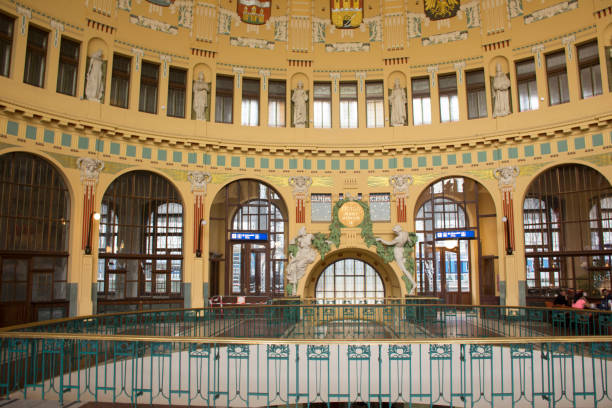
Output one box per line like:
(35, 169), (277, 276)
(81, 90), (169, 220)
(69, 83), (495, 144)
(302, 248), (403, 300)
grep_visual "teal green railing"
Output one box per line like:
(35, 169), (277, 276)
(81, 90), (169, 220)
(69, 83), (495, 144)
(5, 304), (610, 339)
(0, 304), (610, 407)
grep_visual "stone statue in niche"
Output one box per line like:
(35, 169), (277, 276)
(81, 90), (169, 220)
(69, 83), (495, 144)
(287, 227), (317, 291)
(85, 50), (104, 102)
(192, 72), (210, 121)
(389, 79), (407, 126)
(291, 81), (308, 128)
(492, 63), (511, 118)
(376, 225), (417, 295)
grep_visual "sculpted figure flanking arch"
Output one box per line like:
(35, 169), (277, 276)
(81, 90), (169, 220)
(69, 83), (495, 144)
(376, 225), (418, 295)
(287, 227), (318, 292)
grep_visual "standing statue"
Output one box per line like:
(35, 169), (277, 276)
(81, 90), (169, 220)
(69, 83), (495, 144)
(292, 81), (308, 128)
(192, 72), (210, 121)
(85, 50), (104, 102)
(287, 227), (318, 291)
(376, 225), (417, 295)
(492, 63), (511, 118)
(389, 79), (407, 127)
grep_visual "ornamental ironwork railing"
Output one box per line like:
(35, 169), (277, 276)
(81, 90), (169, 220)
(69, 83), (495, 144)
(0, 304), (610, 407)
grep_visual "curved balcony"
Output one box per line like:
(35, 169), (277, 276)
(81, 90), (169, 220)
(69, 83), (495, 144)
(1, 304), (611, 407)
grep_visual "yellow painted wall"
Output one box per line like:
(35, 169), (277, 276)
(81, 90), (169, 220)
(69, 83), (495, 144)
(0, 0), (611, 314)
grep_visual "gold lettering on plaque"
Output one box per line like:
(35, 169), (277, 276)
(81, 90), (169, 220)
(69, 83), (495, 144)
(338, 201), (365, 227)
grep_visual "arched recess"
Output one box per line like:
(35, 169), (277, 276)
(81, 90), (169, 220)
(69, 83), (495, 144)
(303, 248), (402, 302)
(208, 178), (288, 299)
(522, 163), (612, 300)
(414, 176), (498, 305)
(0, 152), (71, 326)
(96, 170), (184, 314)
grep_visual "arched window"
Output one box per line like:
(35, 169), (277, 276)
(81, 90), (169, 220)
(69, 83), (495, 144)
(590, 196), (612, 250)
(315, 259), (385, 304)
(97, 171), (183, 313)
(523, 197), (560, 288)
(230, 198), (285, 294)
(589, 196), (612, 290)
(414, 177), (492, 305)
(523, 164), (612, 294)
(98, 203), (118, 254)
(209, 179), (287, 297)
(0, 152), (70, 325)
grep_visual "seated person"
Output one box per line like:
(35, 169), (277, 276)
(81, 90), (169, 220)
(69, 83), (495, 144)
(553, 290), (569, 306)
(572, 292), (595, 309)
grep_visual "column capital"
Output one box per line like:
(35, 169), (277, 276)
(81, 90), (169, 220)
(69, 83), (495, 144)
(188, 171), (212, 196)
(494, 166), (519, 192)
(77, 158), (104, 187)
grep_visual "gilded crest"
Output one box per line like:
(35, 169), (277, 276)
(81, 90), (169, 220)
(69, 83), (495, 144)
(331, 0), (363, 29)
(238, 0), (271, 25)
(424, 0), (460, 21)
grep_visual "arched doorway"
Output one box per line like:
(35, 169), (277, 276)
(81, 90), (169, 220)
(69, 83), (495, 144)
(209, 179), (287, 298)
(414, 177), (497, 305)
(314, 258), (385, 304)
(0, 152), (71, 326)
(96, 171), (184, 313)
(523, 164), (612, 300)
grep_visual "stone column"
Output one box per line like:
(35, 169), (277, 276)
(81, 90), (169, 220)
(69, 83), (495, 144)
(494, 166), (519, 252)
(188, 171), (211, 308)
(494, 166), (520, 305)
(76, 157), (104, 316)
(188, 171), (212, 256)
(77, 158), (104, 252)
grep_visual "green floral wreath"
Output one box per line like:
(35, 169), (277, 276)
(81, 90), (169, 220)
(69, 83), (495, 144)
(288, 198), (418, 291)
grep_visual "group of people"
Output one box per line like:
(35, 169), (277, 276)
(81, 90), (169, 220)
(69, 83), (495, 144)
(553, 289), (612, 310)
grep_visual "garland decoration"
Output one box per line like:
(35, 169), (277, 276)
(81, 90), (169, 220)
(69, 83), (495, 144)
(288, 197), (418, 287)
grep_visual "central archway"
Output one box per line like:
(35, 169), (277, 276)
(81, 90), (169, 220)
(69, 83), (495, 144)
(303, 248), (402, 303)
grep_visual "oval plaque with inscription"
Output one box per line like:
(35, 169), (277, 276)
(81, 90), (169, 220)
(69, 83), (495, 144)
(338, 201), (365, 227)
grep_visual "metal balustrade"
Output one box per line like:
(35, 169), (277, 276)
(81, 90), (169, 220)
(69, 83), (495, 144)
(0, 304), (610, 407)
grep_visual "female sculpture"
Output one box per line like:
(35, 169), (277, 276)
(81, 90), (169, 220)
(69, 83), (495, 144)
(390, 79), (407, 126)
(292, 81), (308, 128)
(193, 72), (209, 120)
(85, 50), (104, 102)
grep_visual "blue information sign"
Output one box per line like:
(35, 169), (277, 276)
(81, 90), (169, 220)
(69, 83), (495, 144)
(230, 232), (269, 241)
(435, 230), (476, 240)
